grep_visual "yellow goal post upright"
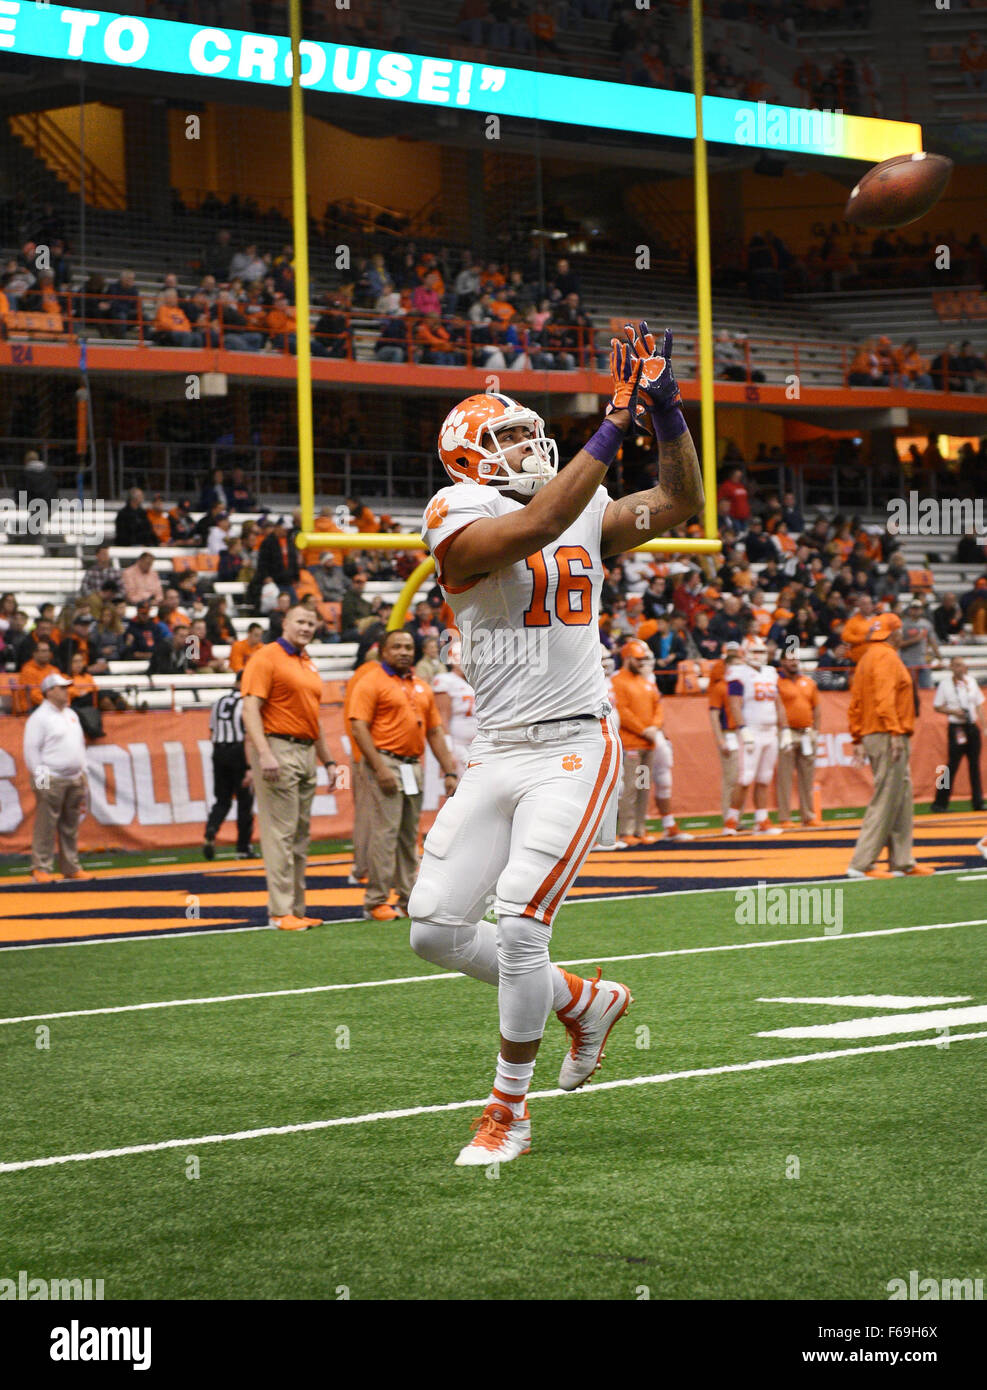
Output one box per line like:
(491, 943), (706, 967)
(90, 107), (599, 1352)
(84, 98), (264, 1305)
(289, 0), (315, 536)
(292, 0), (722, 629)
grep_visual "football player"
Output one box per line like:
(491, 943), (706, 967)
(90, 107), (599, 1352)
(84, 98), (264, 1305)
(432, 639), (477, 776)
(408, 323), (704, 1164)
(639, 651), (693, 842)
(722, 636), (790, 836)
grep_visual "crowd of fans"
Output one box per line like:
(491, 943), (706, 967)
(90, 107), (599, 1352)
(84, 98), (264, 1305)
(3, 453), (986, 719)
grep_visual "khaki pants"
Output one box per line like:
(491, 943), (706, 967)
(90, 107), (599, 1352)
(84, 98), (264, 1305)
(364, 753), (422, 910)
(249, 736), (316, 920)
(849, 732), (915, 873)
(351, 759), (370, 878)
(618, 748), (650, 838)
(717, 745), (738, 821)
(32, 773), (87, 874)
(777, 741), (815, 822)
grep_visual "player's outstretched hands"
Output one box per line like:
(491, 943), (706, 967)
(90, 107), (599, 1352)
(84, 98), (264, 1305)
(622, 322), (683, 422)
(606, 336), (644, 430)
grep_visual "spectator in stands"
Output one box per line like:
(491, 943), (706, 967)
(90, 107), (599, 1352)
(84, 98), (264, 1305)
(714, 329), (747, 382)
(168, 497), (198, 546)
(717, 467), (751, 532)
(250, 515), (299, 606)
(848, 338), (889, 387)
(200, 469), (229, 512)
(340, 572), (373, 642)
(374, 298), (410, 362)
(960, 31), (987, 92)
(404, 601), (440, 662)
(227, 466), (255, 510)
(709, 593), (745, 648)
(540, 310), (577, 370)
(230, 622), (264, 673)
(121, 552), (164, 606)
(55, 614), (96, 676)
(933, 593), (965, 646)
(205, 596), (235, 646)
(263, 591), (293, 641)
(550, 257), (580, 300)
(67, 649), (99, 710)
(267, 292), (330, 358)
(816, 639), (851, 691)
(140, 495), (170, 549)
(153, 288), (201, 347)
(416, 313), (461, 365)
(314, 295), (351, 358)
(893, 339), (933, 391)
(192, 501), (225, 548)
(188, 617), (225, 673)
(2, 610), (31, 671)
(218, 537), (247, 583)
(877, 552), (911, 602)
(215, 289), (264, 351)
(956, 341), (987, 394)
(229, 243), (267, 283)
(207, 514), (232, 556)
(105, 270), (138, 333)
(13, 639), (58, 712)
(115, 488), (158, 548)
(149, 623), (190, 676)
(930, 342), (965, 392)
(19, 450), (56, 507)
(123, 600), (167, 661)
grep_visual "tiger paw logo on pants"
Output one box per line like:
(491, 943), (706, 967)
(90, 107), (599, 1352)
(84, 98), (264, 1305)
(425, 497), (449, 529)
(561, 754), (583, 771)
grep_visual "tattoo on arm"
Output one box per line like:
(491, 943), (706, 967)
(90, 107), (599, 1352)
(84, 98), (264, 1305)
(657, 429), (701, 504)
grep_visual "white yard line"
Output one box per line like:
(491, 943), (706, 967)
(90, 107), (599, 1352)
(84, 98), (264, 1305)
(1, 918), (983, 1028)
(2, 1030), (984, 1175)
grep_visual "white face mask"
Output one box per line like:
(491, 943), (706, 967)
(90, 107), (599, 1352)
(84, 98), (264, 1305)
(478, 413), (559, 496)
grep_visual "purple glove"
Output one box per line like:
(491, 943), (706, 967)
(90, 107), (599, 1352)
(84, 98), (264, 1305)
(623, 322), (686, 442)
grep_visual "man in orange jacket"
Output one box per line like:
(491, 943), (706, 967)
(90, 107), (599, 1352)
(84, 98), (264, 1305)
(847, 612), (932, 878)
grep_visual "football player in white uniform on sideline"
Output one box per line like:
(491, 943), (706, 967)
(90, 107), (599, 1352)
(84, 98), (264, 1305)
(639, 651), (693, 842)
(595, 646), (626, 850)
(723, 637), (790, 836)
(408, 323), (704, 1165)
(432, 640), (478, 775)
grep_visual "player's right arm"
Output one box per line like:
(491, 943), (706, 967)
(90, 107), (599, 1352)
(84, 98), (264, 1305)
(439, 409), (632, 588)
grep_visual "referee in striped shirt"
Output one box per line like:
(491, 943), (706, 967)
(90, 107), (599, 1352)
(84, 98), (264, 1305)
(203, 671), (256, 860)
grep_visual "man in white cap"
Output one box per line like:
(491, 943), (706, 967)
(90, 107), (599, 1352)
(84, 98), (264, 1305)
(22, 672), (93, 883)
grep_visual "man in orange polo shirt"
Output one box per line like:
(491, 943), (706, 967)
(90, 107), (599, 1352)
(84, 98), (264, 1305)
(847, 612), (931, 878)
(342, 658), (379, 888)
(841, 593), (877, 664)
(348, 629), (458, 921)
(241, 604), (339, 931)
(776, 653), (822, 827)
(609, 639), (661, 844)
(13, 640), (59, 714)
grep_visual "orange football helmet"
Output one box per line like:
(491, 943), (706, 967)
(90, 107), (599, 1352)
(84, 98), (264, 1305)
(437, 393), (558, 495)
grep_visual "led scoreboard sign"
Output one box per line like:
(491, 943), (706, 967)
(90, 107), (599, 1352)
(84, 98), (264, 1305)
(0, 3), (922, 161)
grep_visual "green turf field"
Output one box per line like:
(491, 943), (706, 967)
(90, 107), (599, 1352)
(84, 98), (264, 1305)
(1, 872), (985, 1300)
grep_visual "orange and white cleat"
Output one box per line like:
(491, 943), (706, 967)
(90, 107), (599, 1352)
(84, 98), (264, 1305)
(454, 1102), (531, 1166)
(557, 968), (633, 1091)
(363, 904), (399, 922)
(661, 822), (694, 842)
(978, 835), (987, 862)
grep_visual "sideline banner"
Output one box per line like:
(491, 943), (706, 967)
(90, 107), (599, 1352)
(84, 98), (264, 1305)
(0, 691), (975, 854)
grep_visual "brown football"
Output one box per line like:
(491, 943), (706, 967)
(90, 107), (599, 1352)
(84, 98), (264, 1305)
(844, 151), (953, 230)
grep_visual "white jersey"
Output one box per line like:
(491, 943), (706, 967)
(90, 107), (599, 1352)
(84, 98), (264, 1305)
(728, 661), (780, 729)
(432, 669), (478, 744)
(422, 481), (610, 732)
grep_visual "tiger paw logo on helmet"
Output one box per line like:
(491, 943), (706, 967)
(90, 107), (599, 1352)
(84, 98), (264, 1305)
(425, 497), (449, 529)
(436, 392), (559, 496)
(561, 754), (583, 772)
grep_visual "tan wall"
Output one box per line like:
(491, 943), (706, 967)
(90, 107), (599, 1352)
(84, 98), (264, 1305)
(168, 106), (442, 218)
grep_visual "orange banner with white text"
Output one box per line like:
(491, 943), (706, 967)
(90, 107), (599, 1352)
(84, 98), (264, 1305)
(0, 691), (979, 853)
